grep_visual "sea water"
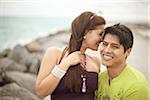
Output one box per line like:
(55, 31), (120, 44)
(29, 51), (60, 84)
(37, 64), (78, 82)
(0, 16), (72, 51)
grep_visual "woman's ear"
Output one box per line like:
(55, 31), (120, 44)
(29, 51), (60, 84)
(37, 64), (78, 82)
(83, 30), (89, 40)
(84, 30), (89, 35)
(83, 36), (86, 39)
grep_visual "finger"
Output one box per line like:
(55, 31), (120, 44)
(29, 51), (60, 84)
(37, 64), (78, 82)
(80, 58), (85, 64)
(75, 50), (85, 54)
(80, 58), (84, 62)
(79, 54), (85, 59)
(76, 51), (84, 55)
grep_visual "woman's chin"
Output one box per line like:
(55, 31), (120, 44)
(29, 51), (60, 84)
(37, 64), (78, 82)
(91, 46), (99, 51)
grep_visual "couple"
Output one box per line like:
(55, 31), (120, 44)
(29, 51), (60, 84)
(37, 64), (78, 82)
(35, 11), (149, 100)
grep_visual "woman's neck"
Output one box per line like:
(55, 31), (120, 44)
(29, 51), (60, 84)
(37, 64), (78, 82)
(80, 47), (87, 54)
(80, 43), (87, 54)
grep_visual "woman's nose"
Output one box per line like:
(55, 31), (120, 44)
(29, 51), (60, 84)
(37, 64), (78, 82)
(99, 36), (103, 42)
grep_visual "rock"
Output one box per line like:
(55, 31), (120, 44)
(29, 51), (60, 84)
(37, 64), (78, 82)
(30, 29), (70, 51)
(0, 96), (21, 100)
(3, 71), (37, 94)
(25, 41), (43, 53)
(41, 32), (70, 51)
(0, 58), (27, 73)
(28, 55), (41, 74)
(8, 44), (30, 66)
(31, 52), (44, 62)
(0, 83), (38, 100)
(0, 49), (11, 58)
(28, 53), (43, 74)
(8, 44), (41, 74)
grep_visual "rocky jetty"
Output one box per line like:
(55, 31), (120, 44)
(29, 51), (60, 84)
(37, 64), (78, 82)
(0, 30), (70, 100)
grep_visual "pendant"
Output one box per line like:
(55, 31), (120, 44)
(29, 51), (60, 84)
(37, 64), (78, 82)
(81, 74), (87, 93)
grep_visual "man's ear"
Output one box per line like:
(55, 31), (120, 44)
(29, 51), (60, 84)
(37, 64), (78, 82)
(126, 48), (132, 57)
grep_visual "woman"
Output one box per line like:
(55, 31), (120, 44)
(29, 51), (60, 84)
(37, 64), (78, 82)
(35, 11), (106, 100)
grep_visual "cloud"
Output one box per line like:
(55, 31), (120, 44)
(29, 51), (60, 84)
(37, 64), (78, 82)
(0, 0), (100, 16)
(0, 0), (148, 23)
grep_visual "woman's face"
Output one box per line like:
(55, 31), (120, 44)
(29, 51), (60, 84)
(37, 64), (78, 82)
(84, 24), (105, 51)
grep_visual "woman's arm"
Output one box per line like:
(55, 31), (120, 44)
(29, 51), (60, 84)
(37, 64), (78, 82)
(35, 47), (83, 99)
(35, 47), (65, 99)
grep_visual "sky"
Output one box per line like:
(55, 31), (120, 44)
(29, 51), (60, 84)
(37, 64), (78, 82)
(0, 0), (149, 22)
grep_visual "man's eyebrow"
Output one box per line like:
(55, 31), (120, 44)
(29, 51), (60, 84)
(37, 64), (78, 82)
(111, 43), (120, 46)
(103, 41), (120, 46)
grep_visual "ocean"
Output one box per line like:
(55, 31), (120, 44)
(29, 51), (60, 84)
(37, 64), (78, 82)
(0, 1), (148, 52)
(0, 14), (148, 52)
(0, 16), (72, 51)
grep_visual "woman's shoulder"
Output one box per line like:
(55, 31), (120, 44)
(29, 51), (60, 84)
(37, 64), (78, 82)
(87, 55), (100, 65)
(44, 47), (66, 58)
(87, 54), (101, 72)
(46, 46), (66, 54)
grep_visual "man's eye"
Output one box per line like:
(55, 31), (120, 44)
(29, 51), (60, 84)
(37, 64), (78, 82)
(112, 45), (119, 49)
(102, 42), (107, 46)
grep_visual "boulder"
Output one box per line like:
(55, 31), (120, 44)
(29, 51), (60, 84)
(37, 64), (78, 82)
(0, 58), (27, 73)
(25, 41), (43, 53)
(8, 44), (30, 66)
(0, 83), (38, 100)
(3, 71), (37, 94)
(8, 44), (41, 74)
(0, 96), (21, 100)
(0, 49), (11, 58)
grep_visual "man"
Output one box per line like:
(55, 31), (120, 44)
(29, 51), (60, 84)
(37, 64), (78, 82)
(98, 24), (149, 100)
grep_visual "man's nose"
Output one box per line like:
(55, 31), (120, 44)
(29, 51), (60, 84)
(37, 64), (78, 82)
(104, 45), (112, 53)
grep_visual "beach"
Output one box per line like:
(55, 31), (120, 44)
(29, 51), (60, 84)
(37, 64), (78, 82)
(0, 23), (149, 100)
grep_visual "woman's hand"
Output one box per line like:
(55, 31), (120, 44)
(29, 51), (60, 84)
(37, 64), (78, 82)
(67, 51), (84, 66)
(58, 51), (84, 71)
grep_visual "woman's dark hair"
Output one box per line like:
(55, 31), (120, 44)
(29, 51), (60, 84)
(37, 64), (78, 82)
(63, 11), (106, 93)
(103, 23), (134, 52)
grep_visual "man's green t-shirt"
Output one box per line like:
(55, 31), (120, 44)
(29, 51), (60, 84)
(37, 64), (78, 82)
(97, 65), (149, 100)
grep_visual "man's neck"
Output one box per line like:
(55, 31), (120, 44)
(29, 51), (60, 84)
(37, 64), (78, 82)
(107, 63), (126, 82)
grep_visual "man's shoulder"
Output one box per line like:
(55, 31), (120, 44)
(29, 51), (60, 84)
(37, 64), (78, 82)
(99, 70), (107, 79)
(124, 66), (149, 100)
(125, 65), (148, 85)
(126, 66), (146, 78)
(99, 70), (107, 75)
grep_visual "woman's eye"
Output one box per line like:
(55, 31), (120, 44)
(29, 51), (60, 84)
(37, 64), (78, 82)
(99, 32), (104, 36)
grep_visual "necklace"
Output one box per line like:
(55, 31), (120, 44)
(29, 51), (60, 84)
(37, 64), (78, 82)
(80, 54), (87, 93)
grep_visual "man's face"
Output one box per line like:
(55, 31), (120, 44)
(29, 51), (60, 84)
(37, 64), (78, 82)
(100, 33), (130, 67)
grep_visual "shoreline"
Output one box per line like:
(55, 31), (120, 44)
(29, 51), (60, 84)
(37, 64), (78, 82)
(0, 22), (149, 52)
